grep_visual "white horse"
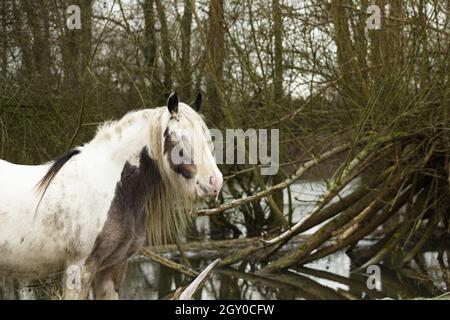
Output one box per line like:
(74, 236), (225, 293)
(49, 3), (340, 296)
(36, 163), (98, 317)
(0, 92), (223, 299)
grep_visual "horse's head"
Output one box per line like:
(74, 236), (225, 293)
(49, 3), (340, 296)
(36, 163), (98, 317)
(159, 92), (223, 201)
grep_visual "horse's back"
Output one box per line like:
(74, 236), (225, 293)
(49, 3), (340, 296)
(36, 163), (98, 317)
(0, 156), (115, 278)
(0, 159), (48, 193)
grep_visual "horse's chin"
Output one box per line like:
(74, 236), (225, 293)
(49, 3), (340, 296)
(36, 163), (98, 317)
(174, 187), (214, 204)
(195, 188), (219, 203)
(193, 191), (208, 202)
(180, 186), (203, 203)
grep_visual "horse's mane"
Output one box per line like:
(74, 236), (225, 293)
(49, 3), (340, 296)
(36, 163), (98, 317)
(144, 106), (197, 245)
(92, 110), (149, 143)
(36, 149), (81, 192)
(34, 149), (81, 216)
(144, 179), (194, 245)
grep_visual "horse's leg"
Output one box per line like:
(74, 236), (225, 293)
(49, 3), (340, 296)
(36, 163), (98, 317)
(94, 261), (128, 300)
(62, 259), (98, 300)
(0, 277), (16, 299)
(17, 279), (36, 300)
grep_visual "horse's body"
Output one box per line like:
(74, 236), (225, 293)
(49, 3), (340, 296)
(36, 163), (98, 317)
(0, 147), (118, 278)
(0, 94), (222, 299)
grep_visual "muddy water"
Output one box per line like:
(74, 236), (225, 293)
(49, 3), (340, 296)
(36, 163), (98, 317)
(120, 250), (449, 300)
(120, 181), (450, 300)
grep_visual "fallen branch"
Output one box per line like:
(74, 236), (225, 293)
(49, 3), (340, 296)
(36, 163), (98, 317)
(399, 213), (439, 267)
(220, 163), (393, 266)
(196, 143), (350, 216)
(173, 259), (221, 300)
(299, 183), (415, 264)
(357, 191), (431, 271)
(255, 172), (387, 263)
(260, 174), (405, 273)
(150, 237), (259, 254)
(261, 151), (396, 246)
(139, 247), (198, 278)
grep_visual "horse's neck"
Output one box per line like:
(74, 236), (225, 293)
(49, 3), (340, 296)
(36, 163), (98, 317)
(86, 110), (161, 169)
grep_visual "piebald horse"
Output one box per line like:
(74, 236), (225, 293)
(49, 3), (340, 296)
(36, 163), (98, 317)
(0, 93), (223, 299)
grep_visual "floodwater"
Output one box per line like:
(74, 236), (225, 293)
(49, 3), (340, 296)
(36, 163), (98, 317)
(120, 181), (450, 300)
(120, 251), (450, 300)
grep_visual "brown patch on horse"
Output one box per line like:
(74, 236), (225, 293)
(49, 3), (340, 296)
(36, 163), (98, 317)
(163, 127), (197, 179)
(85, 147), (160, 271)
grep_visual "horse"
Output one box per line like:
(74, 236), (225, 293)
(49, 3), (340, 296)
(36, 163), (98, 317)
(0, 92), (223, 299)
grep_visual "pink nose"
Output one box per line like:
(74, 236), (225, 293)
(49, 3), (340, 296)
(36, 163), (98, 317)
(209, 176), (217, 192)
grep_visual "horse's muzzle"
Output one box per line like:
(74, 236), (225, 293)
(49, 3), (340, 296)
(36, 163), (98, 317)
(196, 175), (221, 199)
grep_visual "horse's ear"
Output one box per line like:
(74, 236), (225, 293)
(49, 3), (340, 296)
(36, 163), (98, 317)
(167, 92), (178, 115)
(190, 92), (202, 112)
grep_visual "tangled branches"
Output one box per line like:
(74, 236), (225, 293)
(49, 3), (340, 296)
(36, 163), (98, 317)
(201, 132), (450, 274)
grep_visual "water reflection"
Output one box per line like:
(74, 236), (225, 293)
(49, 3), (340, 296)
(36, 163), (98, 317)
(120, 249), (449, 300)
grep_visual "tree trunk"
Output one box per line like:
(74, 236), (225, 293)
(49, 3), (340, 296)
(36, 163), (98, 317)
(206, 0), (227, 239)
(143, 0), (159, 103)
(23, 1), (52, 87)
(0, 0), (8, 79)
(59, 0), (93, 92)
(270, 0), (285, 225)
(180, 0), (193, 101)
(206, 0), (225, 117)
(155, 0), (173, 97)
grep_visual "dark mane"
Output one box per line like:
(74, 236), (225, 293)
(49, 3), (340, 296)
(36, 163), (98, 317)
(34, 149), (81, 214)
